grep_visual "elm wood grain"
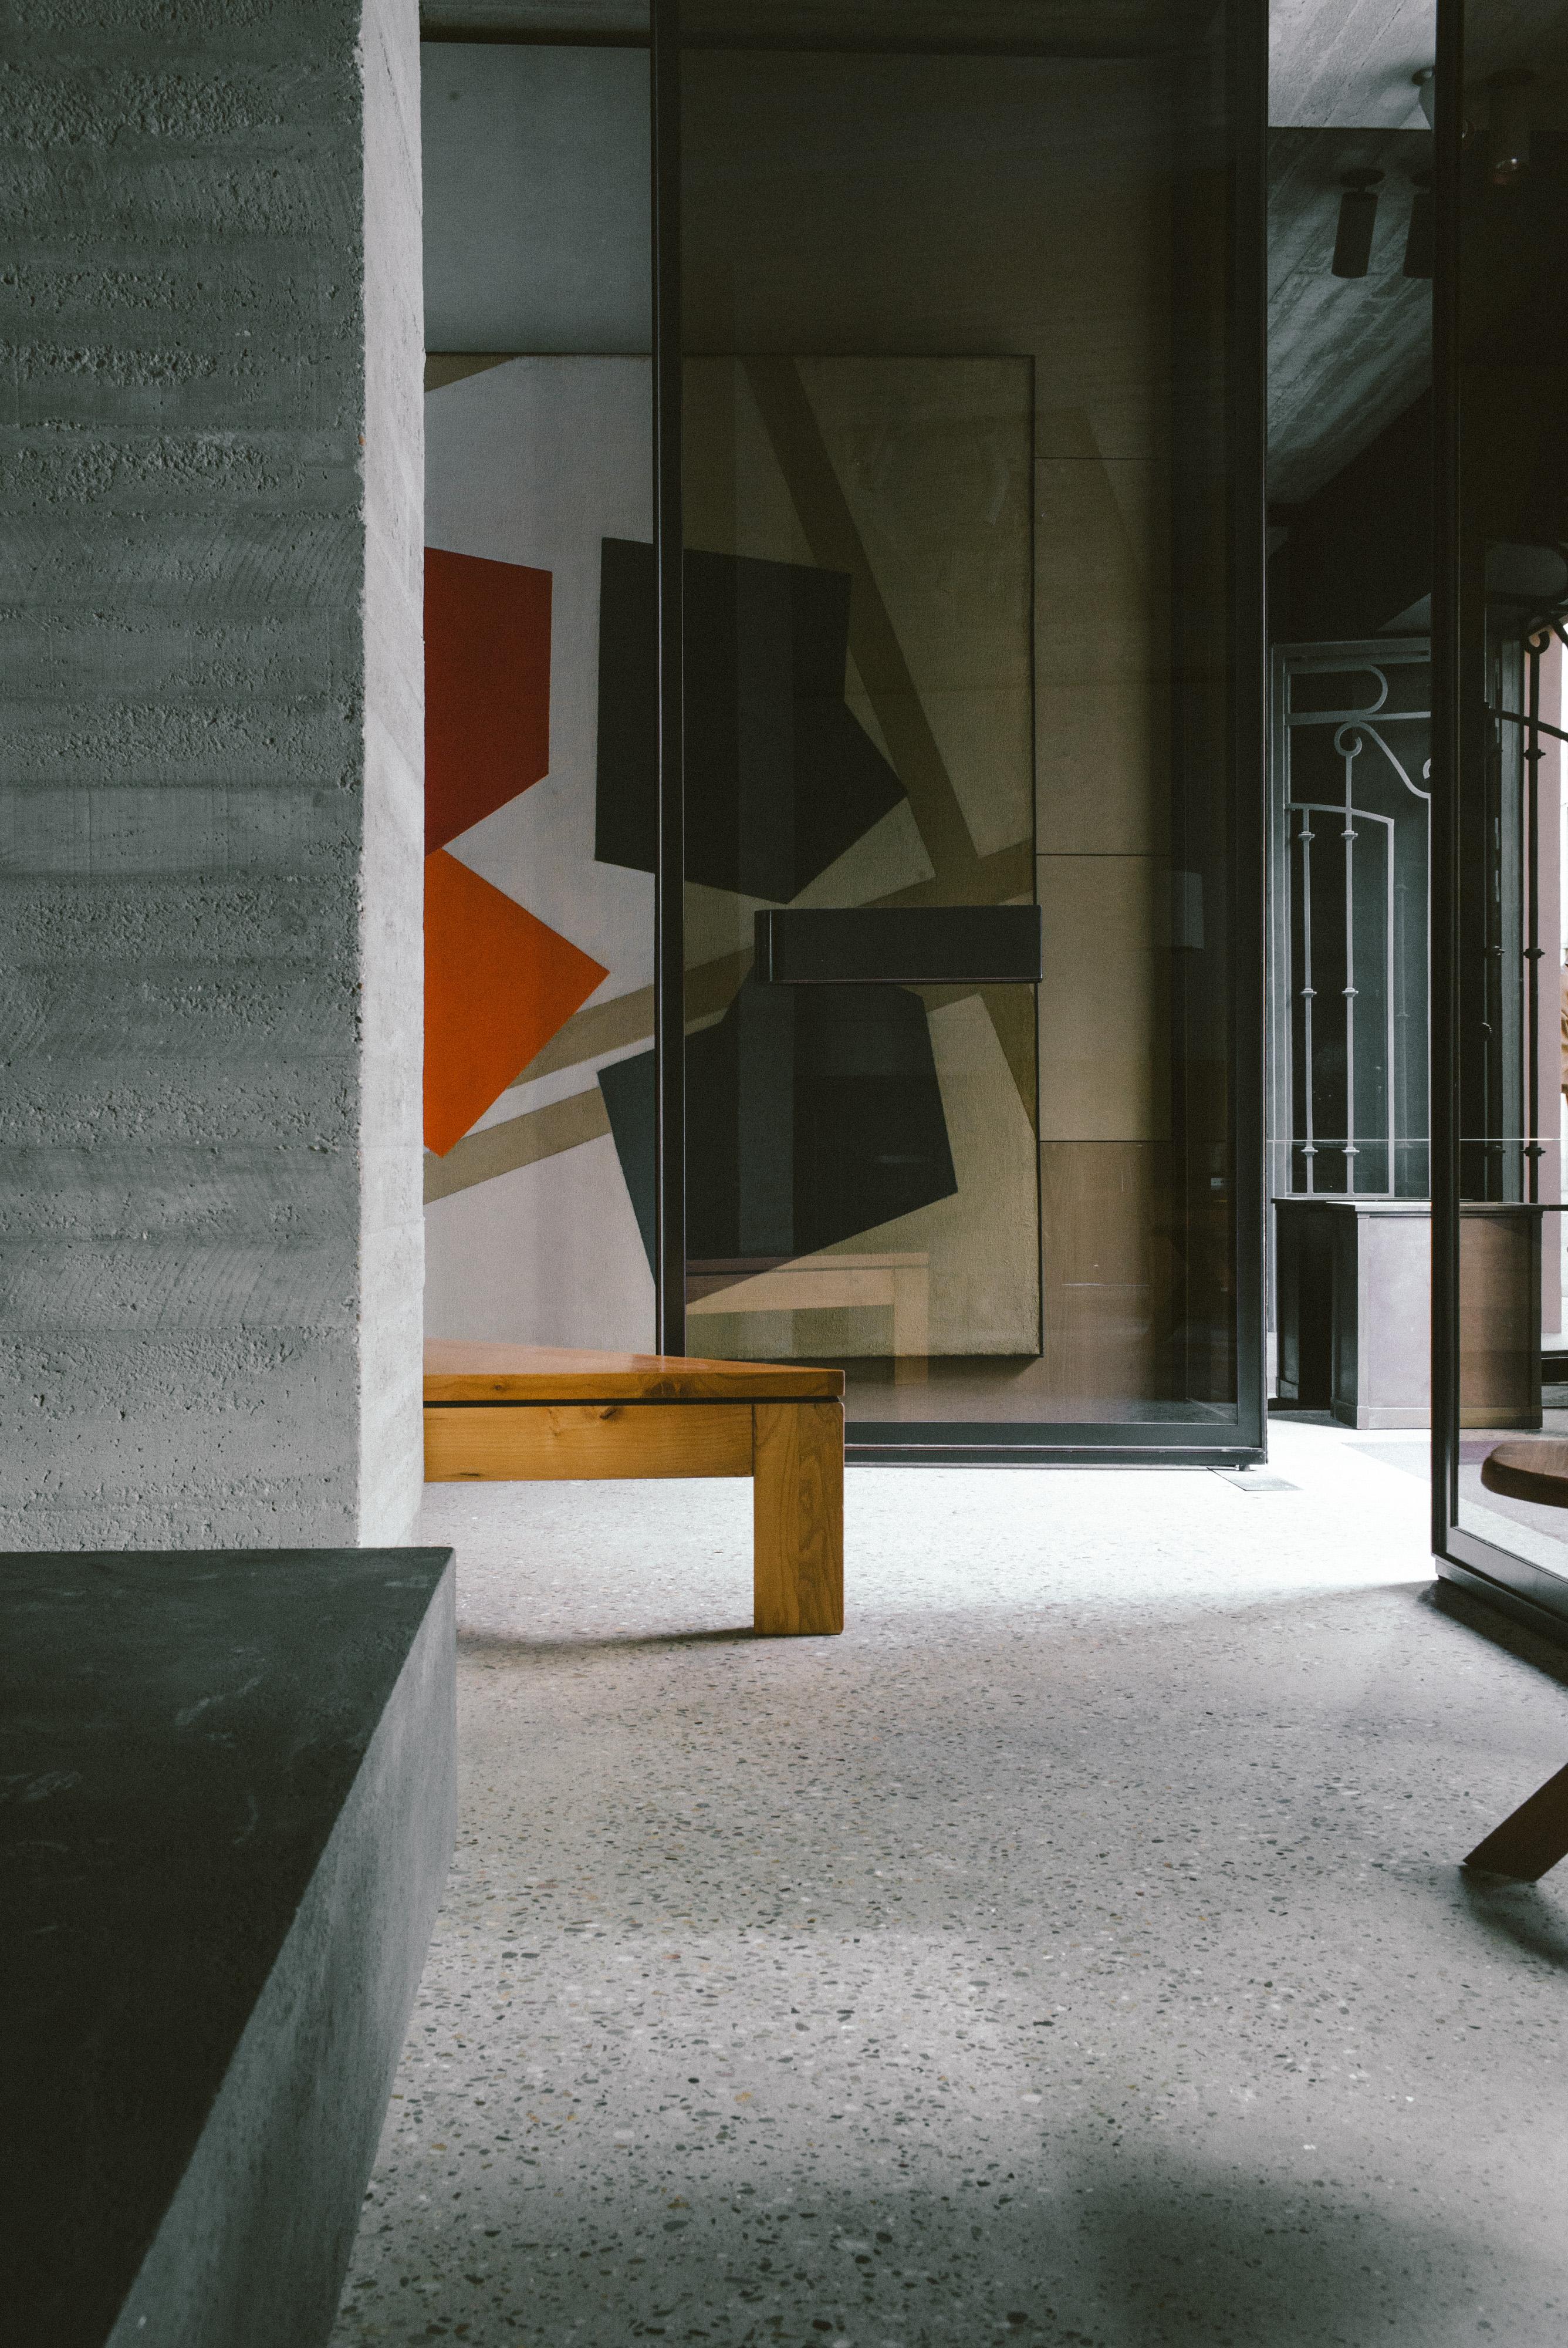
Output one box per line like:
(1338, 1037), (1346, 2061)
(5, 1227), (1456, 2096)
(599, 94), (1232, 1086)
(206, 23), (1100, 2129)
(753, 1400), (844, 1637)
(424, 1344), (844, 1637)
(1464, 1762), (1568, 1882)
(424, 1402), (755, 1482)
(423, 1339), (843, 1404)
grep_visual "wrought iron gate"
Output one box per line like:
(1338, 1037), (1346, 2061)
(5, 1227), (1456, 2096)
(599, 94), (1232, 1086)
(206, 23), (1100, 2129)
(1269, 641), (1432, 1201)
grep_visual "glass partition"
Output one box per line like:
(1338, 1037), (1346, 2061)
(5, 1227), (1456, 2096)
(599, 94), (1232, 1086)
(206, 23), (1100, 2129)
(663, 0), (1265, 1456)
(1434, 0), (1568, 1623)
(418, 26), (659, 1355)
(415, 6), (1267, 1463)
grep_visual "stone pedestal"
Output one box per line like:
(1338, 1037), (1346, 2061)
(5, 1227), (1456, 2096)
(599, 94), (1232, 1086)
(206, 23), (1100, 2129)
(3, 1545), (455, 2348)
(1276, 1197), (1432, 1428)
(1275, 1198), (1544, 1430)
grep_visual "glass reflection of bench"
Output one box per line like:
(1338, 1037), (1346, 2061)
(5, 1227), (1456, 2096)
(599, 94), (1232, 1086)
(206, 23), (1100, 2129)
(687, 1253), (930, 1380)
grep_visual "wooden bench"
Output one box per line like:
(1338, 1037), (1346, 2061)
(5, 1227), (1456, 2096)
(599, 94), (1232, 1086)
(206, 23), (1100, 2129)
(424, 1341), (844, 1637)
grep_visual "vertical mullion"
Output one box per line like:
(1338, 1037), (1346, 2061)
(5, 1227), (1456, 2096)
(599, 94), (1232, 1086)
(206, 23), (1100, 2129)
(1231, 0), (1269, 1451)
(1299, 809), (1317, 1192)
(1525, 633), (1542, 1203)
(1431, 0), (1462, 1560)
(1384, 815), (1397, 1196)
(1342, 745), (1359, 1192)
(651, 0), (685, 1356)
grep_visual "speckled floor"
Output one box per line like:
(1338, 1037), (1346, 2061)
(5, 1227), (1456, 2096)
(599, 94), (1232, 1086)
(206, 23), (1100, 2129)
(330, 1422), (1568, 2347)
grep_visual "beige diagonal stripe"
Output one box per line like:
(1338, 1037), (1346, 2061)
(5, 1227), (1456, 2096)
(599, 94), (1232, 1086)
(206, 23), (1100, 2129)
(425, 353), (515, 393)
(425, 1086), (611, 1206)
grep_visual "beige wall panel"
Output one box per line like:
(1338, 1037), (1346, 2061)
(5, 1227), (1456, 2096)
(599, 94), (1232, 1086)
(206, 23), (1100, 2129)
(1036, 440), (1167, 864)
(1037, 856), (1166, 1142)
(1034, 456), (1165, 688)
(1036, 1141), (1174, 1409)
(1038, 677), (1169, 857)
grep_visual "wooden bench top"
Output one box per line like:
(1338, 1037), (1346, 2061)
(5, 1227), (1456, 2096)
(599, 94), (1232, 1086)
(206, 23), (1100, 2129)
(423, 1340), (844, 1405)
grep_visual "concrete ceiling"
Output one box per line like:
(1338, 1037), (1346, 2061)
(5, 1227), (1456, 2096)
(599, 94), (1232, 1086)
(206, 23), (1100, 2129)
(1267, 124), (1430, 504)
(1270, 0), (1434, 128)
(1269, 0), (1568, 127)
(420, 2), (1212, 50)
(1266, 0), (1568, 503)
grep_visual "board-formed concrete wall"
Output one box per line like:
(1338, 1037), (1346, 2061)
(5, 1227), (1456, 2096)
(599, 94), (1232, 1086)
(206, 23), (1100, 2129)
(0, 0), (425, 1547)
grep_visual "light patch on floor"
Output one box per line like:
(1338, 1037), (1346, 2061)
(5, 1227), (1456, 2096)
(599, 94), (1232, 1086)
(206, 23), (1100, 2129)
(331, 1421), (1568, 2346)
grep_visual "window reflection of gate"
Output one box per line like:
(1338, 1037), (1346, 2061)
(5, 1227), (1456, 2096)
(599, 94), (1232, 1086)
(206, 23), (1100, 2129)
(1270, 643), (1431, 1202)
(1469, 572), (1568, 1207)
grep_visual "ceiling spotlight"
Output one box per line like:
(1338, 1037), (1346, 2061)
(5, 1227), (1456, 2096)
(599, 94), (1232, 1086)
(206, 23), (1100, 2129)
(1404, 171), (1434, 278)
(1332, 169), (1383, 278)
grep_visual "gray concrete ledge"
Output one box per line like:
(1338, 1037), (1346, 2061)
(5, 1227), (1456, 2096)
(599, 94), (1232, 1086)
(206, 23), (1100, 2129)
(1, 1546), (456, 2348)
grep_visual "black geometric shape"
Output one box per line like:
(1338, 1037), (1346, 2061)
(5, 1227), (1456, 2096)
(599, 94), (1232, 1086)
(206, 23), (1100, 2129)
(594, 537), (907, 900)
(600, 977), (956, 1278)
(597, 1046), (657, 1276)
(755, 904), (1043, 986)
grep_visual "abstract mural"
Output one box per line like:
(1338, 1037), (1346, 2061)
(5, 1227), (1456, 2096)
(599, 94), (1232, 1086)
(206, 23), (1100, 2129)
(422, 353), (1036, 1362)
(423, 357), (656, 1350)
(421, 541), (607, 1166)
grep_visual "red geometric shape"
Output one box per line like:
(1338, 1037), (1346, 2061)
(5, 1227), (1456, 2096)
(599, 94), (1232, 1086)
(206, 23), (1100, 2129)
(424, 850), (608, 1157)
(425, 547), (552, 853)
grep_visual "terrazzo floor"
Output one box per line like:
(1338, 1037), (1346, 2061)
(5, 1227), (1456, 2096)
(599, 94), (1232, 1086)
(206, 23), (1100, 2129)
(330, 1421), (1568, 2347)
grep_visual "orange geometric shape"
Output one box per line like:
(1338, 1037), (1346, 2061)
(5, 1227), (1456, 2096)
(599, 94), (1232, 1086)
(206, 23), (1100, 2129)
(424, 850), (608, 1156)
(425, 547), (552, 853)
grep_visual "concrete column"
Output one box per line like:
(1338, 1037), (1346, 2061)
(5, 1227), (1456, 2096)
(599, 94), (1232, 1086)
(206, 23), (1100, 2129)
(0, 1), (425, 1547)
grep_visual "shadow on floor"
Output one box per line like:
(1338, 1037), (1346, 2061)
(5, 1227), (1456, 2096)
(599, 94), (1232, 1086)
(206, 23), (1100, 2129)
(1422, 1578), (1568, 1693)
(1457, 1869), (1568, 1969)
(458, 1624), (758, 1662)
(1066, 2147), (1512, 2345)
(401, 2148), (1539, 2348)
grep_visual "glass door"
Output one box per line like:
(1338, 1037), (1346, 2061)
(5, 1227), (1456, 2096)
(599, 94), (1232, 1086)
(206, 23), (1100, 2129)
(654, 0), (1265, 1460)
(1434, 0), (1568, 1627)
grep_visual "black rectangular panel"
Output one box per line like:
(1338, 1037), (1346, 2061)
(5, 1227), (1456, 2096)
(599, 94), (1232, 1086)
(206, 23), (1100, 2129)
(753, 906), (1042, 986)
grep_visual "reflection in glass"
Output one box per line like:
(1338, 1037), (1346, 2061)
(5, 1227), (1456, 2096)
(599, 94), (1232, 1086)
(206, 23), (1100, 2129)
(419, 35), (658, 1354)
(673, 6), (1258, 1439)
(1444, 0), (1568, 1582)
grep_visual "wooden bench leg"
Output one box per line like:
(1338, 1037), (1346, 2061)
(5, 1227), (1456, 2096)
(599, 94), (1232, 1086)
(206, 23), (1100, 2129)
(1464, 1761), (1568, 1881)
(753, 1400), (844, 1636)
